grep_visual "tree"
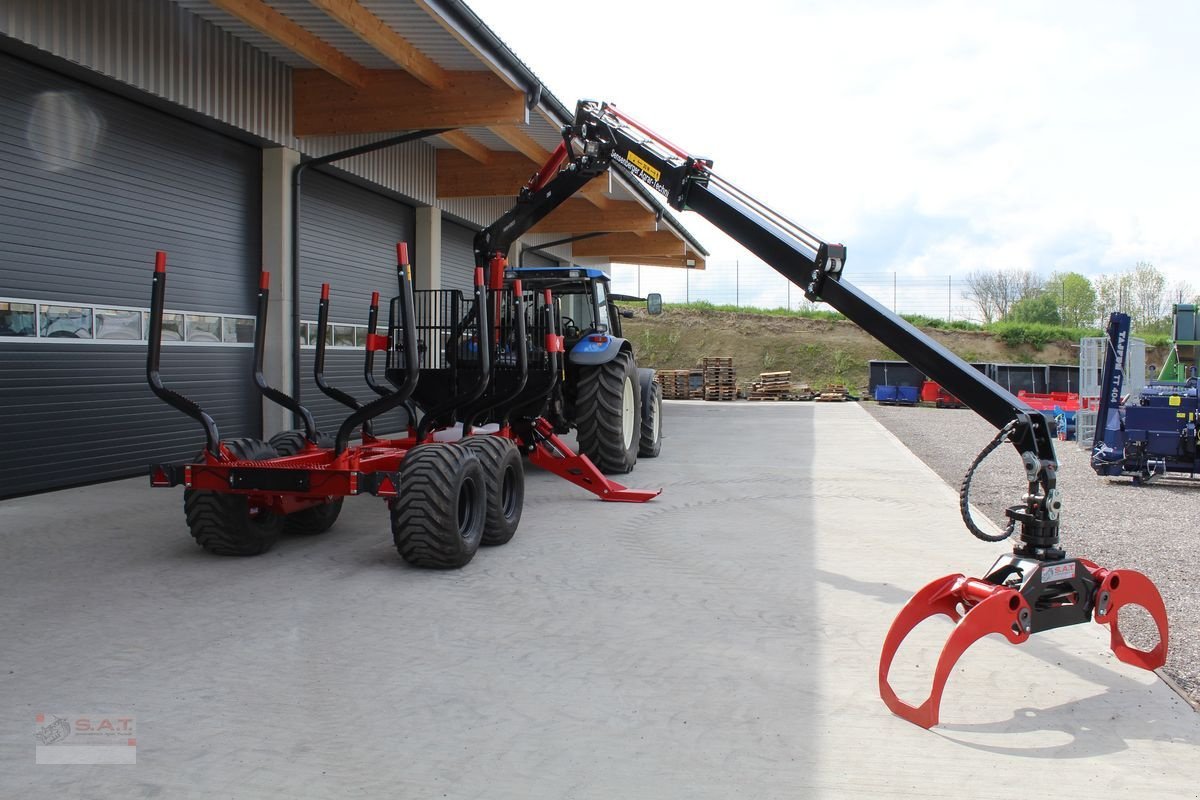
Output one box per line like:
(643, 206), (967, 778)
(1045, 271), (1096, 327)
(1008, 292), (1061, 325)
(963, 269), (1043, 323)
(1129, 261), (1167, 330)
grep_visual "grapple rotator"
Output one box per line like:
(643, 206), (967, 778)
(876, 414), (1169, 728)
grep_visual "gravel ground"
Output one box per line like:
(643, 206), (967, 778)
(863, 402), (1200, 707)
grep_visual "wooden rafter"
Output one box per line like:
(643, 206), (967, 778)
(436, 131), (492, 164)
(571, 231), (686, 259)
(308, 0), (449, 89)
(487, 125), (550, 163)
(294, 70), (526, 135)
(436, 150), (535, 197)
(529, 199), (656, 234)
(609, 253), (706, 270)
(209, 0), (368, 87)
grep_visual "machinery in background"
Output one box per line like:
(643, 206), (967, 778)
(1092, 307), (1199, 483)
(499, 266), (662, 472)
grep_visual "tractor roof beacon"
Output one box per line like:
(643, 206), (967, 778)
(471, 99), (1171, 729)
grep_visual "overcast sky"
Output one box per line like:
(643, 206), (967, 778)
(468, 0), (1199, 310)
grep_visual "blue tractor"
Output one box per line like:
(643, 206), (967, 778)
(503, 265), (662, 474)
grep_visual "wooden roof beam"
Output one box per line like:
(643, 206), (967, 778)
(529, 199), (657, 234)
(210, 0), (369, 87)
(308, 0), (450, 89)
(571, 231), (686, 258)
(437, 150), (534, 197)
(610, 252), (706, 270)
(294, 70), (526, 135)
(436, 131), (493, 164)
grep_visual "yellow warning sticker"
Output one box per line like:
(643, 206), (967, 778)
(627, 151), (662, 182)
(1170, 395), (1182, 406)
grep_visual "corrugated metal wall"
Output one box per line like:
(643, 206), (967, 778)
(297, 169), (415, 435)
(440, 220), (476, 293)
(0, 52), (261, 497)
(0, 0), (293, 145)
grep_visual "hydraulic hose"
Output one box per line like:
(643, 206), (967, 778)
(959, 420), (1018, 543)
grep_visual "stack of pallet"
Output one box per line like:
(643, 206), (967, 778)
(657, 369), (704, 400)
(657, 369), (688, 400)
(746, 371), (817, 401)
(815, 384), (854, 402)
(702, 356), (737, 401)
(747, 371), (793, 400)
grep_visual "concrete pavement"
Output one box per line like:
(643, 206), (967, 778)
(1, 401), (1196, 798)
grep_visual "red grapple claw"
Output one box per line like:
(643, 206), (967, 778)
(1087, 563), (1169, 671)
(879, 574), (1030, 729)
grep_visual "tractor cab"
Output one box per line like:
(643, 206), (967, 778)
(504, 266), (623, 345)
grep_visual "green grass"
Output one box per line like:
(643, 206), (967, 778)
(656, 302), (1170, 350)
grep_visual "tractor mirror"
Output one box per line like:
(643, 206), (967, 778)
(647, 293), (663, 315)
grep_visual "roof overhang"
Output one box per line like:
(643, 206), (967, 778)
(174, 0), (706, 268)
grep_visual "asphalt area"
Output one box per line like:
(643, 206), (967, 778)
(1, 401), (1197, 798)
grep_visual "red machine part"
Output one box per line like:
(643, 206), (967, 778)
(518, 418), (660, 503)
(878, 562), (1168, 729)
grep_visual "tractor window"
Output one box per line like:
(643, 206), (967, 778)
(594, 281), (611, 331)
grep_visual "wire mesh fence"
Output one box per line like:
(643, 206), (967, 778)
(610, 260), (991, 322)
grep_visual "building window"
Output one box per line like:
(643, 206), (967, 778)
(223, 317), (255, 344)
(0, 296), (251, 346)
(0, 302), (36, 337)
(95, 308), (142, 340)
(40, 305), (93, 339)
(185, 314), (222, 343)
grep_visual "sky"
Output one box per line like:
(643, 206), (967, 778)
(468, 0), (1200, 315)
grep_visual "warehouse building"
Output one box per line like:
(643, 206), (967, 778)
(0, 0), (707, 497)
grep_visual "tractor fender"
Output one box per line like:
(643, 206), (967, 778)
(568, 334), (629, 366)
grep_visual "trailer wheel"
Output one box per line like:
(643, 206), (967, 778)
(391, 444), (486, 569)
(576, 350), (640, 474)
(458, 435), (524, 546)
(184, 438), (285, 556)
(268, 430), (343, 535)
(638, 380), (663, 458)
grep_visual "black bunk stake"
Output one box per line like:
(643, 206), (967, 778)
(312, 283), (369, 436)
(146, 250), (222, 457)
(253, 271), (319, 444)
(332, 243), (420, 455)
(364, 291), (390, 398)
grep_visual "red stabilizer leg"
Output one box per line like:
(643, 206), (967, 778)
(1087, 564), (1169, 671)
(878, 574), (1030, 729)
(526, 419), (660, 502)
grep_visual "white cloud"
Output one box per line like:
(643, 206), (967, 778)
(470, 0), (1200, 290)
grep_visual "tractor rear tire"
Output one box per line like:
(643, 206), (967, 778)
(638, 380), (663, 458)
(269, 429), (343, 536)
(184, 438), (285, 556)
(575, 350), (641, 474)
(458, 435), (524, 546)
(391, 444), (486, 569)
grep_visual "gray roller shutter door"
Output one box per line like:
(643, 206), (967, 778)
(440, 220), (477, 293)
(0, 53), (261, 498)
(297, 170), (415, 435)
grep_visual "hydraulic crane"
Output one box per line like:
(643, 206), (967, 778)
(484, 100), (1170, 728)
